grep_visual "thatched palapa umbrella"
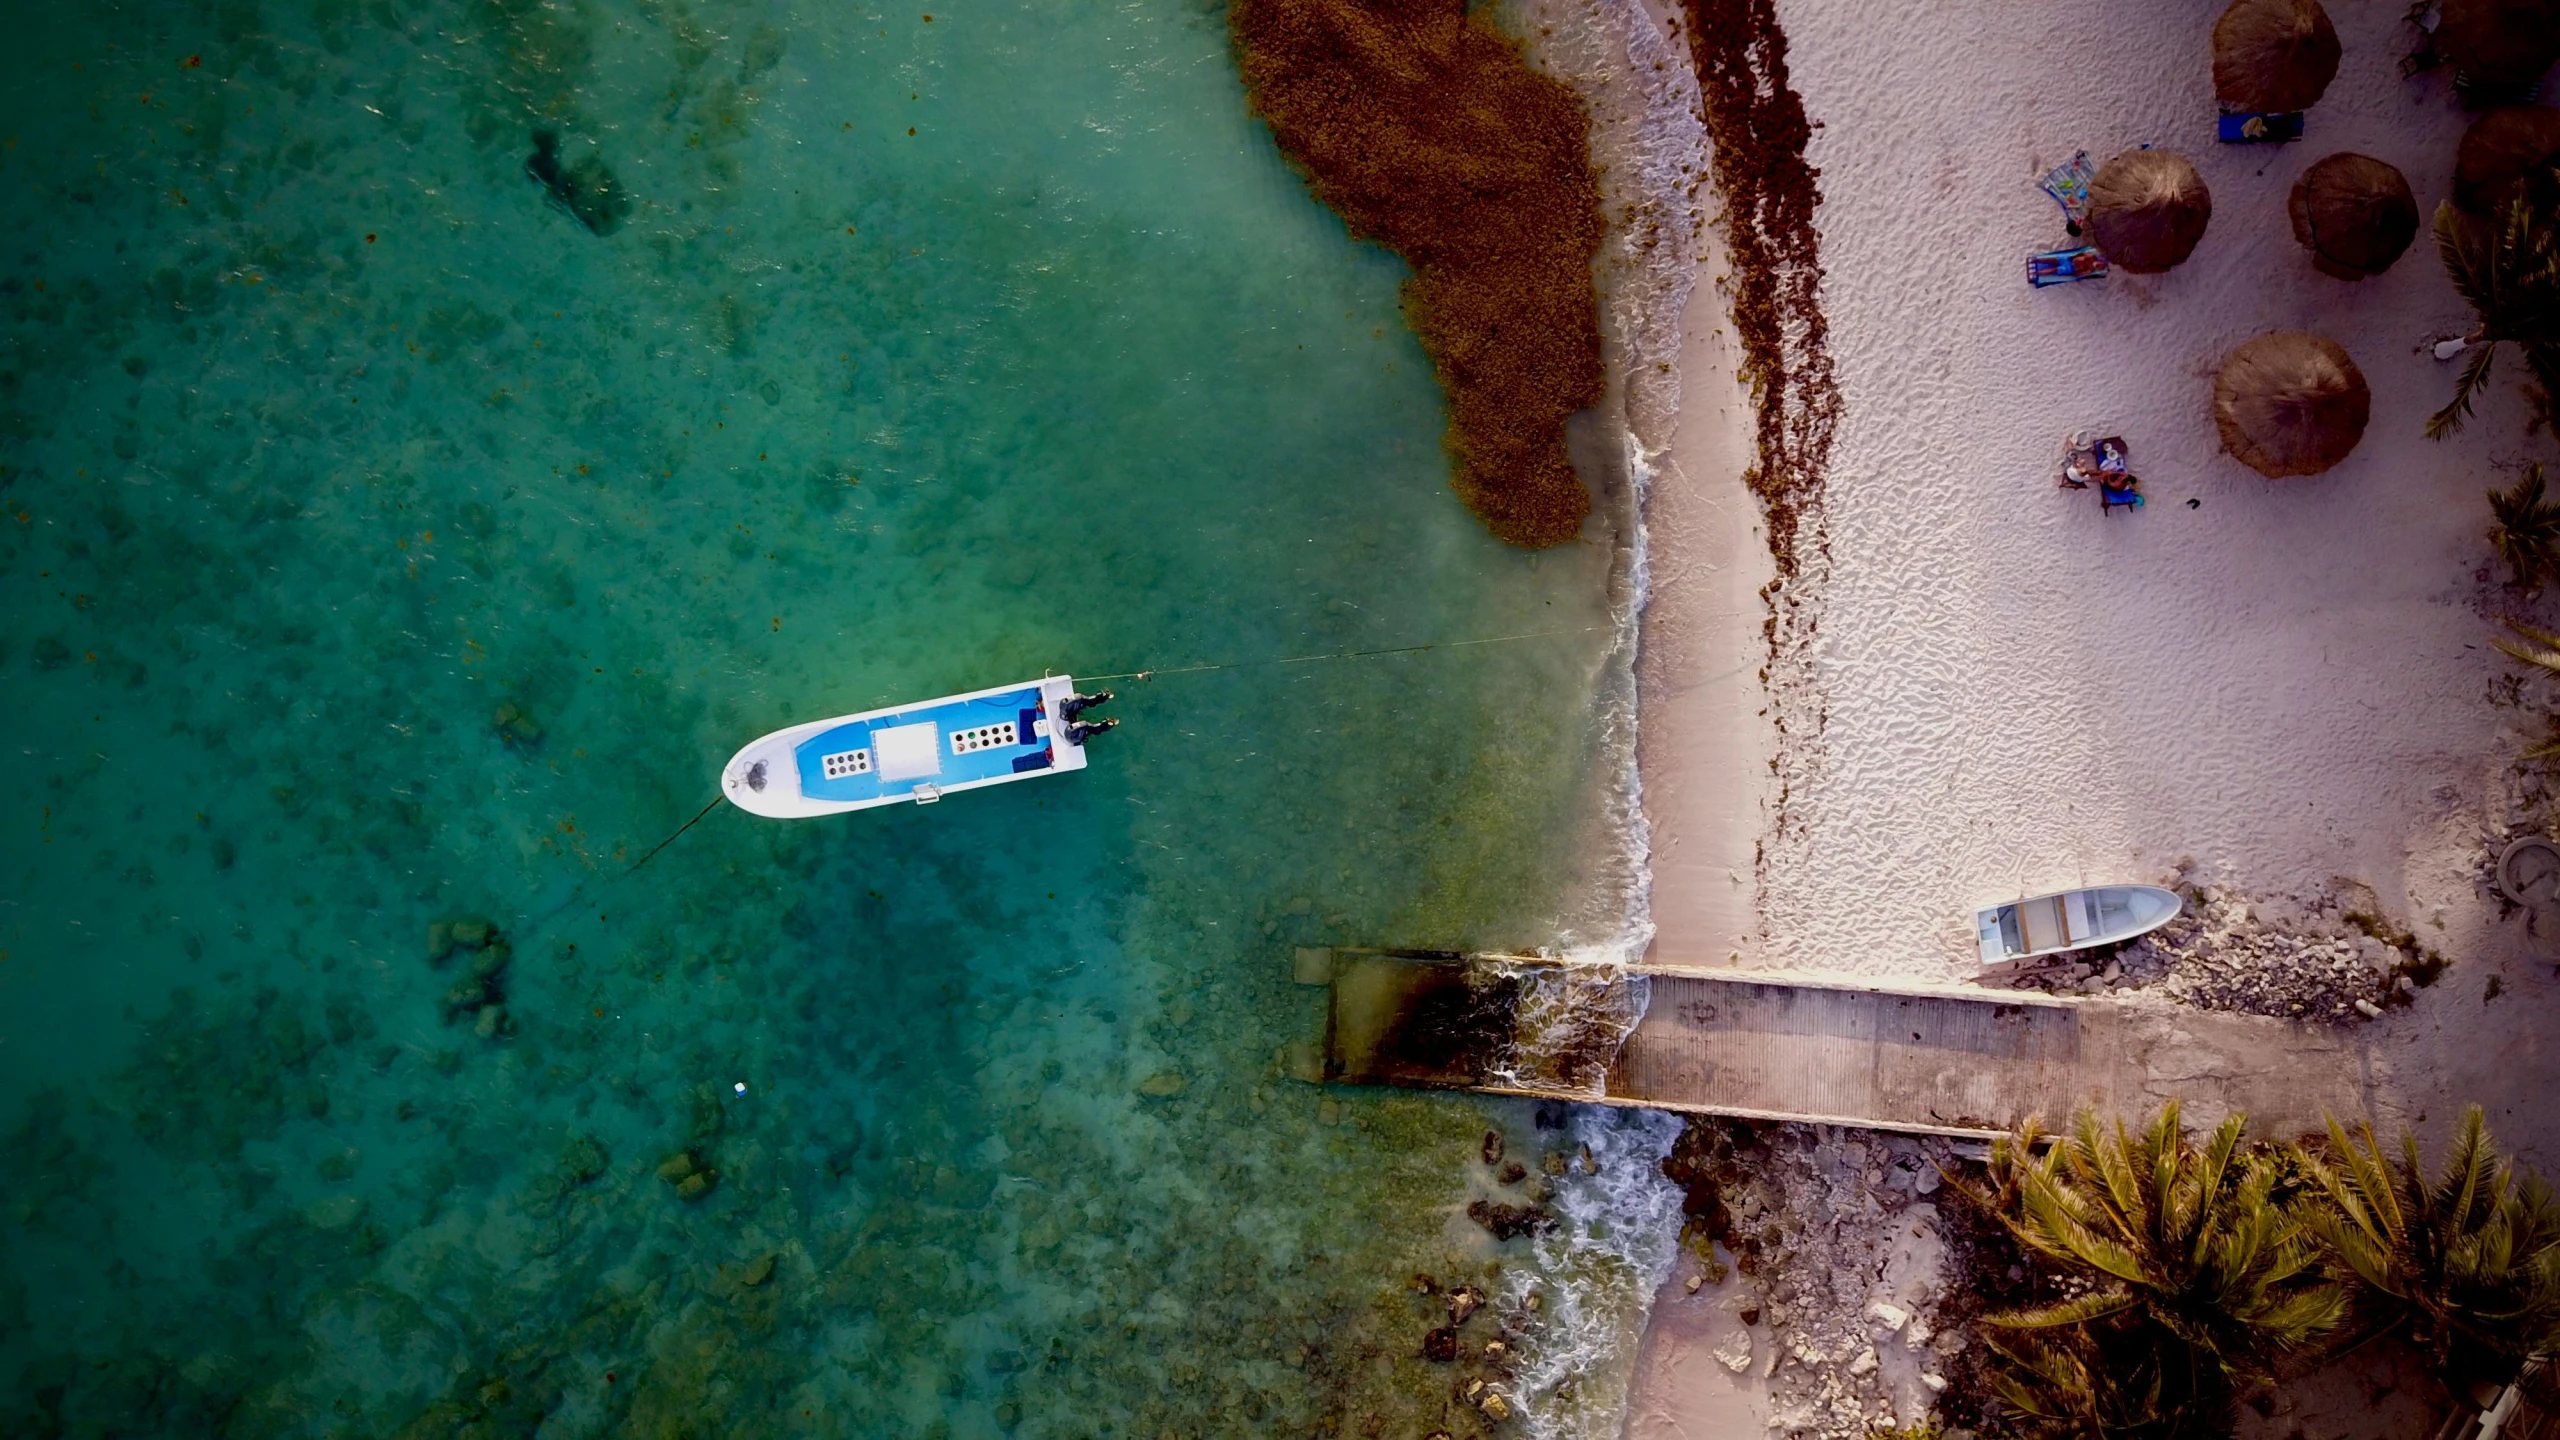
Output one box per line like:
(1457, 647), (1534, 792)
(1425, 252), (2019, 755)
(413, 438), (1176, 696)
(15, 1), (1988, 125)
(2454, 107), (2560, 217)
(2212, 0), (2340, 113)
(2436, 0), (2560, 92)
(2288, 153), (2418, 279)
(2213, 333), (2370, 477)
(2088, 150), (2213, 273)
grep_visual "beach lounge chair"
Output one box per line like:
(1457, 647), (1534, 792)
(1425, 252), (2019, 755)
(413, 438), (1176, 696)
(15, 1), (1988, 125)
(2028, 246), (2109, 287)
(2039, 150), (2097, 233)
(2218, 111), (2304, 144)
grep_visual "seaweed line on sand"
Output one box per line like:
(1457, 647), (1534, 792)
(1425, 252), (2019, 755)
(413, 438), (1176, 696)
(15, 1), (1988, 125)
(1677, 0), (1838, 863)
(1229, 0), (1608, 548)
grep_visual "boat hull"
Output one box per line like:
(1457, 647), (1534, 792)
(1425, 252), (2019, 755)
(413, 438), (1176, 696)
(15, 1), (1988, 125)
(1975, 885), (2182, 965)
(721, 675), (1089, 819)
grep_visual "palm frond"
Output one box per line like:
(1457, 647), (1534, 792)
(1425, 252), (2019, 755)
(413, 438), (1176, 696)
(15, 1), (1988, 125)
(2435, 1106), (2502, 1234)
(2489, 463), (2560, 586)
(1989, 1288), (2141, 1331)
(2438, 201), (2497, 319)
(2430, 339), (2501, 439)
(2496, 618), (2560, 676)
(2254, 1282), (2354, 1350)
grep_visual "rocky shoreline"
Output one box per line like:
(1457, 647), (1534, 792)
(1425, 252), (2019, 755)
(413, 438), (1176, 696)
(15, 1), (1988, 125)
(1653, 1118), (1976, 1438)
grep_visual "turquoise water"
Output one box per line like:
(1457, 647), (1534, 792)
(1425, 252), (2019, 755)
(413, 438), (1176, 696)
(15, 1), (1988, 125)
(0, 1), (1674, 1434)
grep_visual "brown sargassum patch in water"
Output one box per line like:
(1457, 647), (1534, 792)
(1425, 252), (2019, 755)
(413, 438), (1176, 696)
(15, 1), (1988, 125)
(1230, 0), (1605, 548)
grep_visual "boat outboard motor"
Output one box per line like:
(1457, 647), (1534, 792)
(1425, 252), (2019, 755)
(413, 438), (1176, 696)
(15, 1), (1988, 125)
(1060, 690), (1114, 722)
(1064, 717), (1118, 745)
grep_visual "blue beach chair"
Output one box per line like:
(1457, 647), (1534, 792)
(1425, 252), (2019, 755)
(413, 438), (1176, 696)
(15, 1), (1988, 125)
(2217, 111), (2304, 144)
(2039, 150), (2097, 233)
(2029, 246), (2109, 287)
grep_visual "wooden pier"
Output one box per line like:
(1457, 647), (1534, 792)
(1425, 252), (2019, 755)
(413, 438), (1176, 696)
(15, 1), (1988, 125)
(1300, 948), (2377, 1138)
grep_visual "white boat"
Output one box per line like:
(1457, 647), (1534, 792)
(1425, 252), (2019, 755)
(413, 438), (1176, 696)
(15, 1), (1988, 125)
(1975, 885), (2182, 965)
(721, 675), (1104, 819)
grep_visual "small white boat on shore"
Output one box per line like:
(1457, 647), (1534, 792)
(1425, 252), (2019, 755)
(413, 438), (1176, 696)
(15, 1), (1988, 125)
(1975, 885), (2182, 965)
(721, 675), (1111, 819)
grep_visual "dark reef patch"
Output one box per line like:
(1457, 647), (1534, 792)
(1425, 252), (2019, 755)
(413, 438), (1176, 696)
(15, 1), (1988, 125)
(525, 130), (631, 236)
(1229, 0), (1605, 548)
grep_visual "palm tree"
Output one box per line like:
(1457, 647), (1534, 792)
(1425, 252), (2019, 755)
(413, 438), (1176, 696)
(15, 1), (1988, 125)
(2429, 179), (2560, 439)
(1970, 1103), (2347, 1435)
(2490, 463), (2560, 588)
(2296, 1106), (2560, 1399)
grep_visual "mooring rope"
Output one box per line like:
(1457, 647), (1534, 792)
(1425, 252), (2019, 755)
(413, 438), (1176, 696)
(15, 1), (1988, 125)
(628, 794), (725, 873)
(504, 794), (724, 947)
(1076, 624), (1606, 684)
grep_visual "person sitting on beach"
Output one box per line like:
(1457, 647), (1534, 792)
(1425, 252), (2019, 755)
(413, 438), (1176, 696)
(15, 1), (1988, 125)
(2063, 435), (2134, 492)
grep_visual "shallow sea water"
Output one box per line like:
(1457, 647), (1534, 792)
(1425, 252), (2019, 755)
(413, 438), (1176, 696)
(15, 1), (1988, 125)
(0, 1), (1679, 1435)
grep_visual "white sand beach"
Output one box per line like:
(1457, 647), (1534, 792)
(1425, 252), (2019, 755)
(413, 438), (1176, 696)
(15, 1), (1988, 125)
(1743, 0), (2513, 983)
(1624, 0), (2560, 1431)
(1647, 0), (2520, 980)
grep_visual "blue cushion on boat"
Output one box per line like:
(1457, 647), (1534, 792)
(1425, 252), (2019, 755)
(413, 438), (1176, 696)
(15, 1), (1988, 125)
(1012, 746), (1054, 773)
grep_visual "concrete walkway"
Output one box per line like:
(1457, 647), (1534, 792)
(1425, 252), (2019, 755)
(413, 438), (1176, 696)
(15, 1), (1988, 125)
(1309, 949), (2379, 1138)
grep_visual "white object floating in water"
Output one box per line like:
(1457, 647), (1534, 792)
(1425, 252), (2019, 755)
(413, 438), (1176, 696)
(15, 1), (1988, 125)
(734, 1081), (748, 1095)
(1975, 885), (2182, 965)
(721, 675), (1095, 819)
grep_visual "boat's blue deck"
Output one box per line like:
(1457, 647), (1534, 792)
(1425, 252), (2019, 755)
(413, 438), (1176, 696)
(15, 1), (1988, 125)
(794, 685), (1054, 803)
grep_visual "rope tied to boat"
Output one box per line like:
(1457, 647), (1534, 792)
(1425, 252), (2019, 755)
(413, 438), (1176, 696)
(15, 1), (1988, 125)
(627, 794), (724, 874)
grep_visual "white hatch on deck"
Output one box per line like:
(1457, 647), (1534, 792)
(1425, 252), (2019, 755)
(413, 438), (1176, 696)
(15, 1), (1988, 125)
(872, 722), (944, 781)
